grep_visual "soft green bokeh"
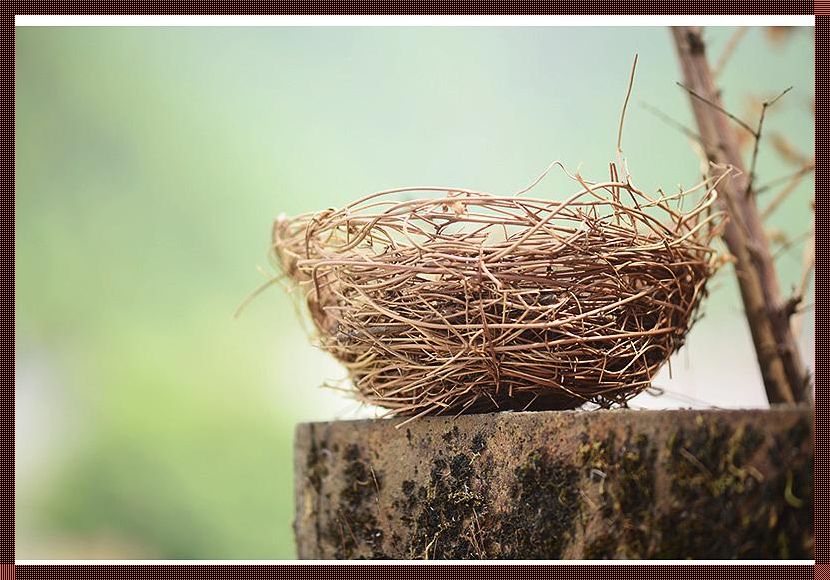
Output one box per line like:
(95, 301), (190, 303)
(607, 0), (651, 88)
(15, 26), (814, 559)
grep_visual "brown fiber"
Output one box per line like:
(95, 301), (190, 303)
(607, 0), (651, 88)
(272, 166), (725, 419)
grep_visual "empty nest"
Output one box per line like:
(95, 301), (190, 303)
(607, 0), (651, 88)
(272, 169), (724, 418)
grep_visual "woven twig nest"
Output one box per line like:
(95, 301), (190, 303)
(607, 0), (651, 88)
(273, 173), (724, 418)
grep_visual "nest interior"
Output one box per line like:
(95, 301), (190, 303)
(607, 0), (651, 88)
(272, 173), (723, 418)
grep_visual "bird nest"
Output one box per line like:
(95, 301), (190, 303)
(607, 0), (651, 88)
(272, 170), (724, 418)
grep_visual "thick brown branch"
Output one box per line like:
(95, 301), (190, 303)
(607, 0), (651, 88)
(672, 26), (808, 404)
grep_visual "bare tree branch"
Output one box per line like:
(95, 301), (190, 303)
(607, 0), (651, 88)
(672, 26), (809, 405)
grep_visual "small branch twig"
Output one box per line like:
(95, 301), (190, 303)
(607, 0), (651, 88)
(676, 81), (757, 135)
(677, 81), (791, 199)
(745, 87), (793, 198)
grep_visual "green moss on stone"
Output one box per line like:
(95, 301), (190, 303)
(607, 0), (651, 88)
(579, 430), (656, 558)
(656, 417), (812, 559)
(495, 449), (581, 559)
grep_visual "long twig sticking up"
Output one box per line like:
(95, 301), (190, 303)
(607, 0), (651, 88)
(672, 26), (808, 405)
(617, 54), (639, 158)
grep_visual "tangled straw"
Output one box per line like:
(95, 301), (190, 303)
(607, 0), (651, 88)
(272, 167), (725, 419)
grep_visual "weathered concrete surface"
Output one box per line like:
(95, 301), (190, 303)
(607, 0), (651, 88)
(294, 406), (813, 560)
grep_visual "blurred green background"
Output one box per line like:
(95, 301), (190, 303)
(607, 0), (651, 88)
(15, 26), (813, 559)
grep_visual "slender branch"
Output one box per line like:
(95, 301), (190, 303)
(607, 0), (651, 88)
(676, 81), (757, 135)
(678, 81), (791, 198)
(672, 26), (808, 405)
(746, 87), (793, 197)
